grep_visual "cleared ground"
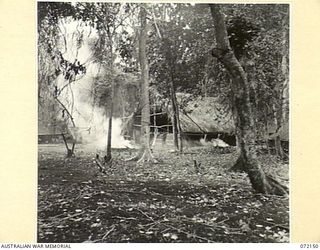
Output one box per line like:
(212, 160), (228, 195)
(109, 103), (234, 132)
(38, 143), (289, 243)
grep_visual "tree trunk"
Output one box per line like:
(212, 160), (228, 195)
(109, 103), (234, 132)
(55, 97), (76, 158)
(276, 10), (289, 160)
(105, 33), (115, 163)
(105, 102), (113, 162)
(151, 104), (158, 148)
(209, 4), (287, 195)
(61, 133), (75, 158)
(176, 96), (183, 153)
(171, 113), (178, 149)
(166, 40), (183, 153)
(273, 103), (284, 159)
(151, 7), (183, 153)
(264, 111), (271, 157)
(170, 80), (183, 152)
(137, 4), (154, 163)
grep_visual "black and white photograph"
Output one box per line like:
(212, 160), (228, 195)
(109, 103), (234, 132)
(37, 2), (289, 243)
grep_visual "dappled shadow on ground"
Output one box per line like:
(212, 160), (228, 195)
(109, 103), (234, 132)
(38, 144), (289, 243)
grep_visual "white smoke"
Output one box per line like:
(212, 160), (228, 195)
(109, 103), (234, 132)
(200, 138), (230, 148)
(55, 18), (132, 149)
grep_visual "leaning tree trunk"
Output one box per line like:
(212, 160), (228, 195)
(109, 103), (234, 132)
(209, 4), (287, 195)
(137, 4), (154, 163)
(55, 97), (76, 158)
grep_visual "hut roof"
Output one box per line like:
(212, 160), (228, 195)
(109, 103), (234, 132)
(176, 95), (235, 134)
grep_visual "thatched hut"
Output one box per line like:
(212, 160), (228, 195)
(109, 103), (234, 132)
(125, 94), (237, 146)
(176, 95), (236, 145)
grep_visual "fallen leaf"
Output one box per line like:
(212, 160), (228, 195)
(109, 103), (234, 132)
(56, 225), (67, 228)
(171, 234), (178, 240)
(91, 223), (101, 228)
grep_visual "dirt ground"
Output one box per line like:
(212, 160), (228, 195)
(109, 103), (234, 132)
(38, 144), (289, 243)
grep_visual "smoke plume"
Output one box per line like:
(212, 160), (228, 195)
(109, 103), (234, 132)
(56, 18), (132, 149)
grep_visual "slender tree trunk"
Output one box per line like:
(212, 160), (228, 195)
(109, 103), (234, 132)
(273, 102), (284, 158)
(270, 7), (289, 160)
(177, 113), (183, 152)
(167, 48), (183, 153)
(151, 104), (158, 148)
(281, 58), (289, 125)
(151, 7), (183, 153)
(170, 80), (182, 151)
(171, 113), (178, 149)
(281, 6), (289, 121)
(55, 97), (76, 157)
(137, 4), (153, 163)
(209, 4), (287, 195)
(106, 102), (113, 162)
(277, 11), (289, 159)
(105, 36), (114, 163)
(61, 133), (75, 158)
(264, 111), (271, 157)
(175, 96), (183, 153)
(243, 58), (258, 139)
